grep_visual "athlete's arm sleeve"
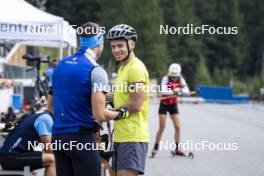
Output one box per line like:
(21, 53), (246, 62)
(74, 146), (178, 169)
(127, 66), (148, 92)
(91, 67), (109, 93)
(180, 77), (190, 94)
(160, 76), (174, 95)
(34, 114), (53, 137)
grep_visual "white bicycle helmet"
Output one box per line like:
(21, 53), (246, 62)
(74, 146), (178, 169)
(106, 24), (137, 41)
(168, 63), (181, 77)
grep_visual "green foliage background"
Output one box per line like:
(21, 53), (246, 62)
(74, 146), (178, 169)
(27, 0), (264, 96)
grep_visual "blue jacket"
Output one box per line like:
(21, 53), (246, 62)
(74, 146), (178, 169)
(52, 48), (98, 134)
(0, 111), (51, 155)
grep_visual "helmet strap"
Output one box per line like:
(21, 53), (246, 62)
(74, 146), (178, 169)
(120, 40), (131, 62)
(114, 40), (132, 65)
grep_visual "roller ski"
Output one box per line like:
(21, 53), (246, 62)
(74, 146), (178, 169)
(171, 150), (194, 159)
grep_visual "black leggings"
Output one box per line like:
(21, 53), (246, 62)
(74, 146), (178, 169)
(0, 151), (43, 171)
(52, 133), (101, 176)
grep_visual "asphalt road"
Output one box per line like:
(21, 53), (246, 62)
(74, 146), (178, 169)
(1, 102), (263, 176)
(145, 102), (264, 176)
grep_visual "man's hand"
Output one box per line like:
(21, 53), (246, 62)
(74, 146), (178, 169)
(114, 106), (129, 121)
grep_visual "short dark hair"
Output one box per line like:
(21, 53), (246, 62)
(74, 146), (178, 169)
(78, 22), (101, 37)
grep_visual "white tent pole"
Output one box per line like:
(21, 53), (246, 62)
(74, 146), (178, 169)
(59, 21), (64, 60)
(59, 40), (63, 60)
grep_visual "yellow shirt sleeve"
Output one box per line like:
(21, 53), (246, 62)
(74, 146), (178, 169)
(127, 65), (147, 92)
(130, 65), (146, 82)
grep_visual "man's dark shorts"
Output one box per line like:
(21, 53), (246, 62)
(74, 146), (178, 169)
(112, 142), (148, 175)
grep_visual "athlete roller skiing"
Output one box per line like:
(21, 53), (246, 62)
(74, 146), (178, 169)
(151, 63), (194, 158)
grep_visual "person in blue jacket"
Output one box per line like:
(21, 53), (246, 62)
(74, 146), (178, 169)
(0, 105), (56, 176)
(47, 22), (128, 176)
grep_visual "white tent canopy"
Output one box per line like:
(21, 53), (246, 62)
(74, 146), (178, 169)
(0, 0), (77, 57)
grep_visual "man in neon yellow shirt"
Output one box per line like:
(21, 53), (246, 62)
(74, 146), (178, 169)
(106, 24), (149, 176)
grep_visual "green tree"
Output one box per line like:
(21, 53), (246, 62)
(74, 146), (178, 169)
(97, 0), (169, 78)
(45, 0), (100, 26)
(195, 0), (247, 78)
(159, 0), (203, 88)
(239, 0), (264, 77)
(212, 67), (233, 86)
(194, 56), (212, 86)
